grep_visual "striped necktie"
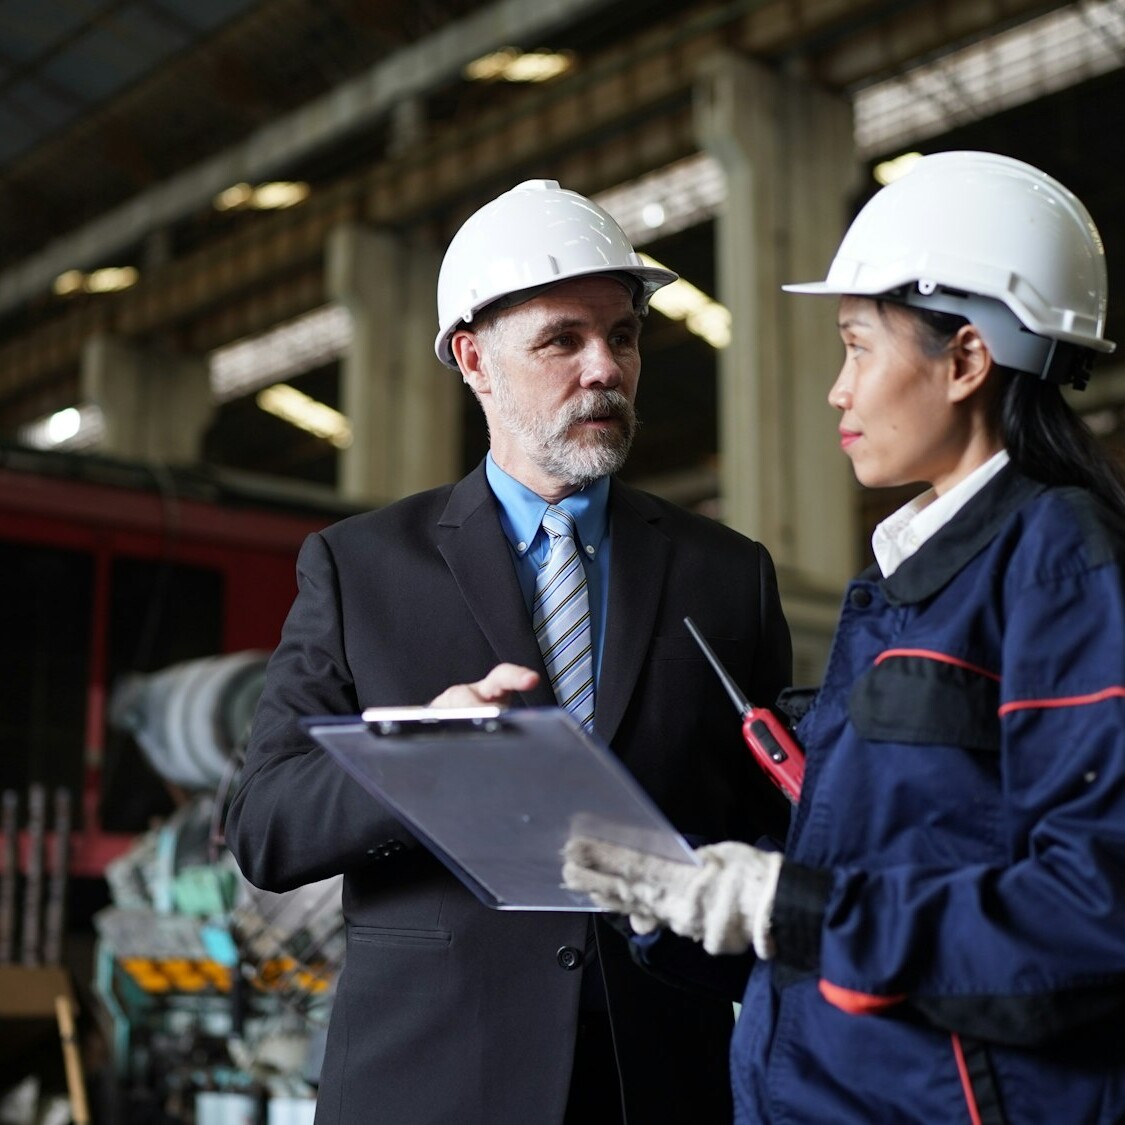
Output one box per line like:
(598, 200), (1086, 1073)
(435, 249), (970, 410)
(533, 505), (595, 730)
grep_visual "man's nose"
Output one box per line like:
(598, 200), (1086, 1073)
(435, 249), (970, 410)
(580, 340), (625, 387)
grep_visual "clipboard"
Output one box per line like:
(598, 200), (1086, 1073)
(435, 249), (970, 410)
(300, 706), (698, 911)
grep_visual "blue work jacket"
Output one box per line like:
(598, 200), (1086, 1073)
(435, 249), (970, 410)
(736, 467), (1125, 1123)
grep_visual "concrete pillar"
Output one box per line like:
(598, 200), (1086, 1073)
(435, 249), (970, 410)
(695, 53), (859, 679)
(398, 230), (461, 496)
(327, 223), (459, 504)
(81, 335), (212, 463)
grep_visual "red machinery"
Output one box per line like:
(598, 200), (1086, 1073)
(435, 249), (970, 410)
(0, 443), (357, 881)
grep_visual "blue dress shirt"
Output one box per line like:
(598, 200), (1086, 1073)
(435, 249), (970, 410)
(485, 453), (611, 687)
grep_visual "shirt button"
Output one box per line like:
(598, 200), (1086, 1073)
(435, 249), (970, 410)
(850, 587), (873, 608)
(585, 544), (595, 556)
(556, 945), (584, 970)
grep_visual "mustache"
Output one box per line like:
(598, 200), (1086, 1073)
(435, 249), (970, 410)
(561, 390), (635, 426)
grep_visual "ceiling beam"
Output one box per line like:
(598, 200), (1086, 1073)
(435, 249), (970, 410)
(0, 0), (1074, 407)
(0, 0), (628, 317)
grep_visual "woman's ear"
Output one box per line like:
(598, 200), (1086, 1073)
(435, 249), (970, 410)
(947, 324), (994, 402)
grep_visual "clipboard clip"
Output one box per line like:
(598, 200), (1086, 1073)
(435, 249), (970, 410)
(361, 705), (508, 738)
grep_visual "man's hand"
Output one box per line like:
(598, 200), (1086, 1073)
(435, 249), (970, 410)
(428, 663), (540, 709)
(562, 836), (782, 958)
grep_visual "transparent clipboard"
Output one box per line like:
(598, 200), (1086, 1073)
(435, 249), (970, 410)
(300, 706), (698, 911)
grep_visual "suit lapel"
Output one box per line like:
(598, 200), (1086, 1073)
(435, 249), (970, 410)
(436, 465), (557, 709)
(596, 481), (669, 744)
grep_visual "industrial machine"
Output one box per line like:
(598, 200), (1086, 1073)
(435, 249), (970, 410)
(95, 653), (344, 1124)
(0, 444), (357, 1122)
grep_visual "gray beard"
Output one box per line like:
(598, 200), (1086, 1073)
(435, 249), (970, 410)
(491, 382), (637, 487)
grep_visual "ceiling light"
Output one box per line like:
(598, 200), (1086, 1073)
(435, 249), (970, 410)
(53, 270), (85, 296)
(86, 267), (140, 293)
(256, 384), (352, 449)
(464, 47), (575, 83)
(641, 253), (731, 350)
(19, 404), (105, 450)
(215, 183), (254, 210)
(873, 151), (923, 185)
(214, 181), (310, 211)
(251, 182), (310, 209)
(53, 266), (139, 296)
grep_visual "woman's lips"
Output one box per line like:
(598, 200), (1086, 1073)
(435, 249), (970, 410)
(839, 429), (860, 450)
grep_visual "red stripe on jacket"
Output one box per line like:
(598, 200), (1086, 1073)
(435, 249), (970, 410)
(818, 980), (906, 1015)
(951, 1034), (985, 1125)
(1000, 685), (1125, 716)
(874, 648), (1000, 681)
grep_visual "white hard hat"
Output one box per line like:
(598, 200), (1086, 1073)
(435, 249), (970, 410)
(785, 151), (1114, 384)
(434, 179), (677, 368)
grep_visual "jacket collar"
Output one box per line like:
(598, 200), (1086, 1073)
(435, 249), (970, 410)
(880, 466), (1047, 605)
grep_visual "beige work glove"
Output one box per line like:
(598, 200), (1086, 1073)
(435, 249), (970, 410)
(562, 836), (782, 958)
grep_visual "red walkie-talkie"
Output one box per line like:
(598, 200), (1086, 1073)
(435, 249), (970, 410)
(684, 617), (805, 804)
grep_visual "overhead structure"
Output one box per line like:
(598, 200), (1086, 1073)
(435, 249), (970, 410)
(0, 0), (1120, 679)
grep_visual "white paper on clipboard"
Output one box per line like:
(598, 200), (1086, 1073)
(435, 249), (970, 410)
(300, 706), (698, 911)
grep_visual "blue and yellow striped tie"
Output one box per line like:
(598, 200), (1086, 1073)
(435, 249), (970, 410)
(533, 505), (595, 730)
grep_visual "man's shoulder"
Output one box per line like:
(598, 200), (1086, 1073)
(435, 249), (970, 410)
(320, 478), (470, 542)
(612, 479), (763, 551)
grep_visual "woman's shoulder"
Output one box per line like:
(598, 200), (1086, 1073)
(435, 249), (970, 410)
(1011, 481), (1125, 573)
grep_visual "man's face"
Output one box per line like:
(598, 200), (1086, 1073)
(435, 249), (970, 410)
(464, 276), (643, 498)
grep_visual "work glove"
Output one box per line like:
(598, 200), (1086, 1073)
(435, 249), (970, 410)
(562, 836), (782, 958)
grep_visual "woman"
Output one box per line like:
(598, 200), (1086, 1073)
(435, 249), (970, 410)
(563, 151), (1125, 1123)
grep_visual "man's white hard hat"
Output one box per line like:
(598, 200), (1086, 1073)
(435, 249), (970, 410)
(434, 179), (677, 368)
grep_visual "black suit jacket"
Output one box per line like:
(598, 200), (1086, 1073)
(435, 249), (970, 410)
(226, 462), (792, 1124)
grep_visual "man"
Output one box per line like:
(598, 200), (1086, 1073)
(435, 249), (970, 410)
(225, 179), (791, 1124)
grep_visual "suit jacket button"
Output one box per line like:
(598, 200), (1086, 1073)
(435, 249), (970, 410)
(556, 945), (583, 970)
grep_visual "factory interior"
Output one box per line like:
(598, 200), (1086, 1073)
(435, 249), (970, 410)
(1, 0), (1123, 1120)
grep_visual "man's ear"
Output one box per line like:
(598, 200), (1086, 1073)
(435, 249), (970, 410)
(451, 330), (490, 394)
(947, 324), (994, 403)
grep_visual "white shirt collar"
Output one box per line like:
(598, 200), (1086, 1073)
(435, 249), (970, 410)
(871, 450), (1010, 578)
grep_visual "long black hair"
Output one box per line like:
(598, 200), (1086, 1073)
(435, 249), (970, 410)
(910, 305), (1125, 517)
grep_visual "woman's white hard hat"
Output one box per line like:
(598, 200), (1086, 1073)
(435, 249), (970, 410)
(785, 151), (1114, 382)
(434, 179), (677, 368)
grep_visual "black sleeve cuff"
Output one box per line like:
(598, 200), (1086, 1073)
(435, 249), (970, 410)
(771, 860), (832, 972)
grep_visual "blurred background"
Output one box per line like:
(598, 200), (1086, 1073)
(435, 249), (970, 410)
(0, 0), (1122, 1120)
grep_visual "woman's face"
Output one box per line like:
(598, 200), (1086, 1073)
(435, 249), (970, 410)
(829, 296), (978, 494)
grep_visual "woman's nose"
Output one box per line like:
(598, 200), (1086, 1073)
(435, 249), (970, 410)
(828, 369), (851, 410)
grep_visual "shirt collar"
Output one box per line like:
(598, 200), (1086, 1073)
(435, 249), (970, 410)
(879, 463), (1047, 605)
(872, 450), (1011, 578)
(485, 453), (610, 558)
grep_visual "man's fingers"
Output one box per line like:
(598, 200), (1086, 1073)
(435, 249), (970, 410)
(475, 663), (540, 701)
(428, 663), (540, 708)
